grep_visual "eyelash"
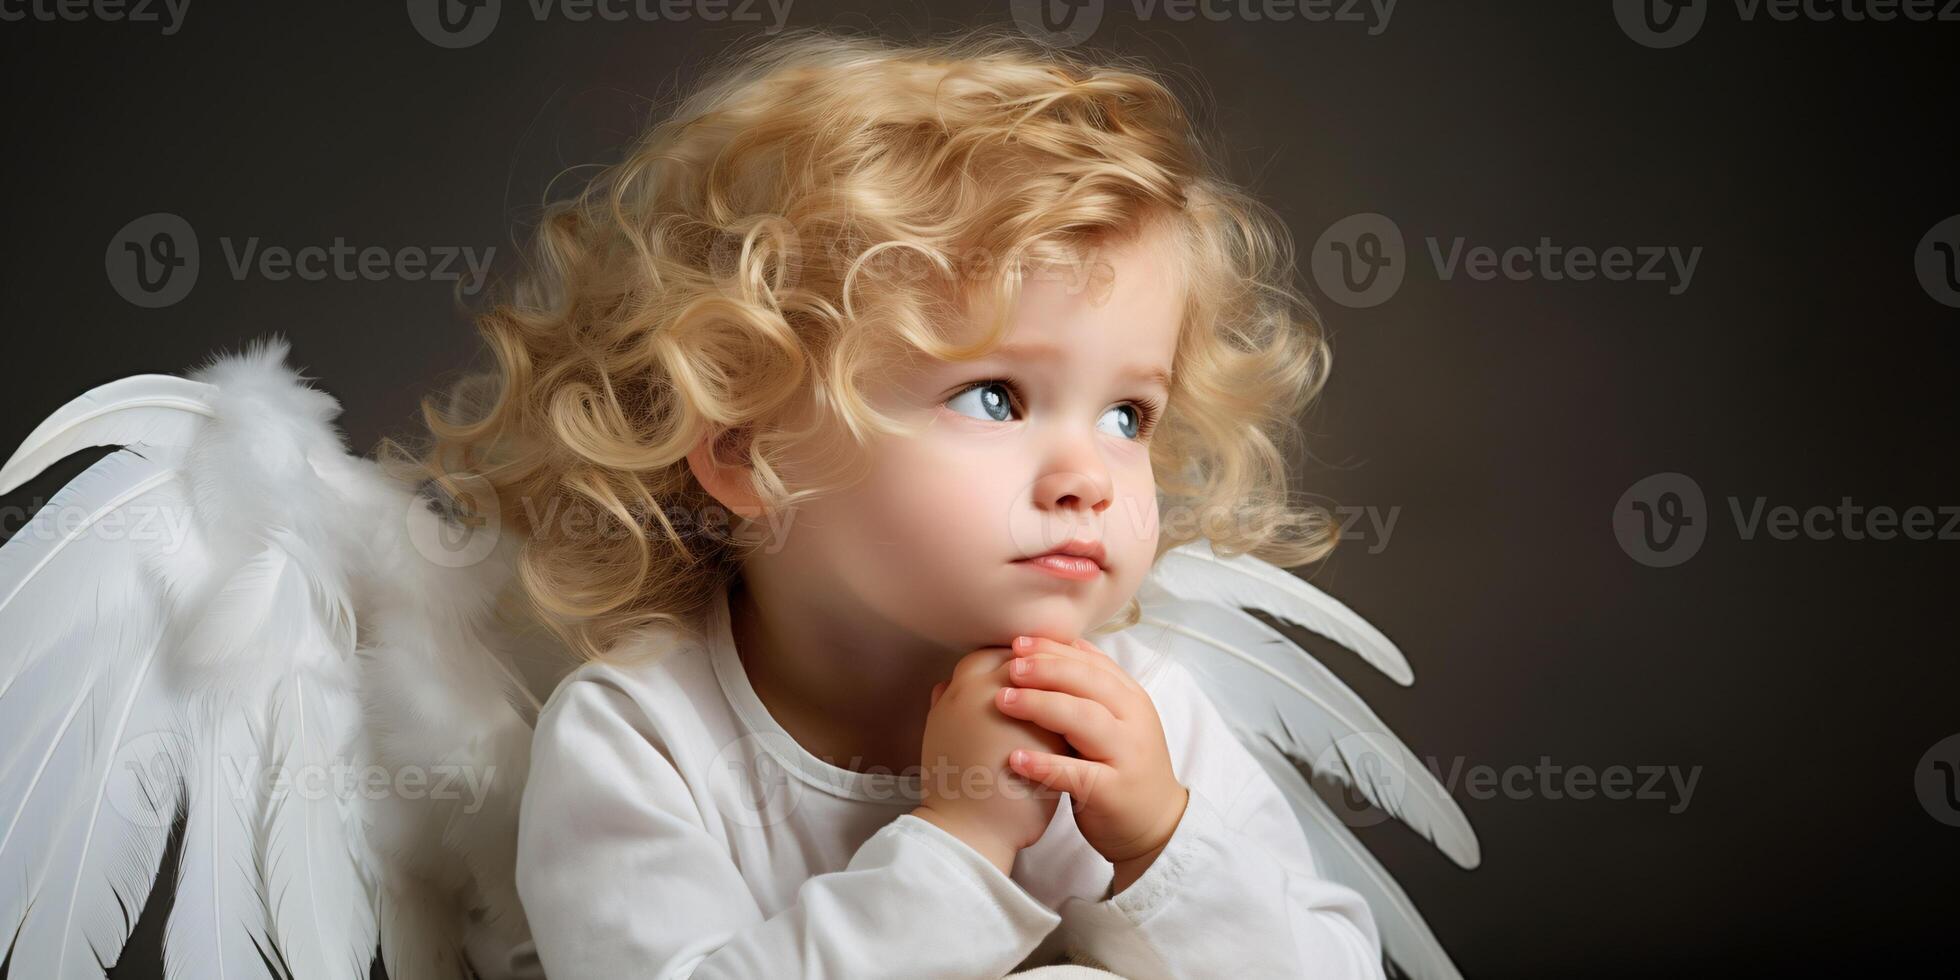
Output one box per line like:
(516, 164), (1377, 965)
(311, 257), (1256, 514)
(954, 377), (1164, 441)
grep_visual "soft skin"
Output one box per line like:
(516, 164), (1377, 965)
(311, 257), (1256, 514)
(688, 223), (1189, 883)
(996, 634), (1190, 896)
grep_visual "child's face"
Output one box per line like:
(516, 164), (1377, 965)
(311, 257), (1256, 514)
(771, 229), (1182, 650)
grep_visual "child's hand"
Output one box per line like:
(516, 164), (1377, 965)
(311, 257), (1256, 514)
(994, 636), (1191, 895)
(911, 647), (1068, 877)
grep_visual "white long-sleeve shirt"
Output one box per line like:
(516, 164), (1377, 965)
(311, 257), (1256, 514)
(503, 584), (1386, 979)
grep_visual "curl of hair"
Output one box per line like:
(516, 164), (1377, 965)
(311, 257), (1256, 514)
(379, 25), (1339, 663)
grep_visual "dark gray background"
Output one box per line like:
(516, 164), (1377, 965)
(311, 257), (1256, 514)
(3, 2), (1956, 977)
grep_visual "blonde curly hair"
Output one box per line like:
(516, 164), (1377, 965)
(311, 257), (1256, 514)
(384, 25), (1338, 664)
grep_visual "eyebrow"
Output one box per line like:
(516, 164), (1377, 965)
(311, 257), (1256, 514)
(989, 341), (1175, 392)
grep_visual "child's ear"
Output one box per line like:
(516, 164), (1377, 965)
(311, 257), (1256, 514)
(686, 428), (767, 521)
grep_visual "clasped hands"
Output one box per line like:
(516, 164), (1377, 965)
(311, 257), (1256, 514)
(912, 635), (1190, 895)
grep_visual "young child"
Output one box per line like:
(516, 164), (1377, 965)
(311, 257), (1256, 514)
(434, 26), (1386, 980)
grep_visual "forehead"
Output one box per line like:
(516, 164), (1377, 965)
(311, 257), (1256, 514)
(954, 226), (1185, 375)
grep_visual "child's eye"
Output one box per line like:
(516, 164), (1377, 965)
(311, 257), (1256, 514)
(1100, 398), (1163, 441)
(946, 380), (1161, 442)
(1098, 404), (1143, 440)
(946, 381), (1017, 422)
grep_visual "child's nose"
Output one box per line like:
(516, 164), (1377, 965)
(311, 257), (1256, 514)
(1030, 463), (1112, 516)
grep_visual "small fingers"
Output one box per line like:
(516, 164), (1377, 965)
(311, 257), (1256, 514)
(997, 686), (1120, 760)
(1006, 654), (1131, 719)
(1012, 635), (1143, 697)
(1008, 749), (1114, 801)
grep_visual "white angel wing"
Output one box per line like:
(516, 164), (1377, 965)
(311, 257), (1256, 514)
(1130, 538), (1478, 980)
(0, 337), (558, 980)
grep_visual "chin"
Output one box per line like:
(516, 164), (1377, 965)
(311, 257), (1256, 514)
(1001, 594), (1107, 642)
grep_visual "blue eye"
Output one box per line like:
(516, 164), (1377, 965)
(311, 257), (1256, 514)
(1098, 405), (1141, 440)
(946, 381), (1016, 422)
(946, 379), (1162, 441)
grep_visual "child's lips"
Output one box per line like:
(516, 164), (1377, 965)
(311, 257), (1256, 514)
(1013, 553), (1104, 581)
(1015, 538), (1107, 568)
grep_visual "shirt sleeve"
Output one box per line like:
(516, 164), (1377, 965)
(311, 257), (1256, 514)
(1054, 657), (1388, 980)
(514, 673), (1063, 980)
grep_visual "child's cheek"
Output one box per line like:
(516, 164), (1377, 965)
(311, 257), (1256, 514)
(1112, 466), (1161, 575)
(867, 428), (1020, 545)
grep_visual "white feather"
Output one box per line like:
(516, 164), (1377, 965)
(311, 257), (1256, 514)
(174, 530), (354, 689)
(259, 669), (375, 980)
(1144, 538), (1414, 685)
(1, 338), (556, 976)
(1243, 738), (1468, 980)
(1134, 596), (1479, 869)
(0, 374), (215, 495)
(0, 450), (184, 954)
(164, 694), (280, 980)
(1133, 539), (1481, 978)
(0, 451), (179, 698)
(6, 573), (180, 978)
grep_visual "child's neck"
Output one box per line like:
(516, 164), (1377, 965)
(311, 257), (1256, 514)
(726, 574), (955, 783)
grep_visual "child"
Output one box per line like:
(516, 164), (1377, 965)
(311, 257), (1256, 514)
(434, 26), (1386, 979)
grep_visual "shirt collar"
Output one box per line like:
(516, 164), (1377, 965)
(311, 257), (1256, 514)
(705, 583), (925, 805)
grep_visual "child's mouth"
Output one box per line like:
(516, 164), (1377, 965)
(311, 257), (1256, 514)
(1013, 554), (1104, 581)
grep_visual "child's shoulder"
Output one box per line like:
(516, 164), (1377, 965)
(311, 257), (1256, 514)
(533, 617), (728, 743)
